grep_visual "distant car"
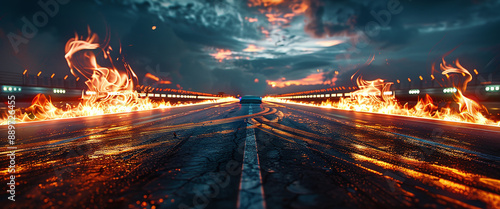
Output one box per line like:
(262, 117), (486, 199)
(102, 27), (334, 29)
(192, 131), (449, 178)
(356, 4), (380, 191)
(239, 95), (262, 104)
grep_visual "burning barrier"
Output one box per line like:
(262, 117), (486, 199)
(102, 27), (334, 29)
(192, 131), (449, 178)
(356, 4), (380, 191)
(1, 28), (234, 125)
(265, 58), (499, 126)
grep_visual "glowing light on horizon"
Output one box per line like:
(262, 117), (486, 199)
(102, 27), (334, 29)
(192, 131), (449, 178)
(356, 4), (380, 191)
(266, 71), (337, 88)
(243, 44), (265, 52)
(316, 40), (344, 47)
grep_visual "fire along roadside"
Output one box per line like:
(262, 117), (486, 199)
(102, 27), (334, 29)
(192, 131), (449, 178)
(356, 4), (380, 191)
(6, 95), (17, 201)
(7, 0), (70, 54)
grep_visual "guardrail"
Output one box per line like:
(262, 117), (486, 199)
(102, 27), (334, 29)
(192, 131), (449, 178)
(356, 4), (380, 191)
(0, 85), (223, 104)
(270, 85), (500, 103)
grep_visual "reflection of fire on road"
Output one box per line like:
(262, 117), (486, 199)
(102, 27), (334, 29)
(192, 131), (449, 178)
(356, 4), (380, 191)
(247, 106), (500, 208)
(0, 28), (234, 125)
(266, 58), (499, 126)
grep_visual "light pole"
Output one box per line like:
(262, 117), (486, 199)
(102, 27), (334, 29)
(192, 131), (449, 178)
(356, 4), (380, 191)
(76, 77), (80, 88)
(64, 75), (68, 88)
(37, 71), (42, 86)
(22, 70), (28, 85)
(50, 73), (55, 87)
(473, 69), (479, 85)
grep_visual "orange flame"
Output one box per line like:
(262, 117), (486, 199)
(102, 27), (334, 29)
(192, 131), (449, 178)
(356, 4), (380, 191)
(145, 73), (172, 84)
(440, 58), (489, 124)
(159, 80), (172, 84)
(0, 29), (234, 124)
(145, 73), (160, 81)
(64, 28), (140, 110)
(265, 58), (498, 126)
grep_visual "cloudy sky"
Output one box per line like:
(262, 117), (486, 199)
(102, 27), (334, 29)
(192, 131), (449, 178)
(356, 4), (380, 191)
(1, 0), (500, 95)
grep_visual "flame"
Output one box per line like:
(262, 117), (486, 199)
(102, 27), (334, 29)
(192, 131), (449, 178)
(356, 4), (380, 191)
(145, 73), (160, 81)
(0, 29), (234, 124)
(440, 58), (489, 124)
(265, 58), (498, 126)
(145, 73), (172, 84)
(158, 80), (172, 84)
(64, 28), (142, 111)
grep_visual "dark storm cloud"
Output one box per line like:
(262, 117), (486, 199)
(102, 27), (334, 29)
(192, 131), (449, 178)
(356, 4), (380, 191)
(0, 0), (242, 93)
(123, 0), (262, 49)
(291, 60), (332, 72)
(302, 0), (500, 50)
(392, 0), (500, 25)
(1, 0), (499, 95)
(234, 53), (335, 82)
(301, 0), (417, 50)
(304, 0), (355, 38)
(120, 16), (216, 90)
(211, 68), (267, 95)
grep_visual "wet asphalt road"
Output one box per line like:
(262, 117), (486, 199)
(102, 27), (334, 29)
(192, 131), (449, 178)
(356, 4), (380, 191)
(1, 101), (500, 209)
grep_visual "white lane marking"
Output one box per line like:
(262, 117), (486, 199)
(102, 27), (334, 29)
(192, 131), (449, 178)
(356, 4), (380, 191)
(237, 105), (266, 209)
